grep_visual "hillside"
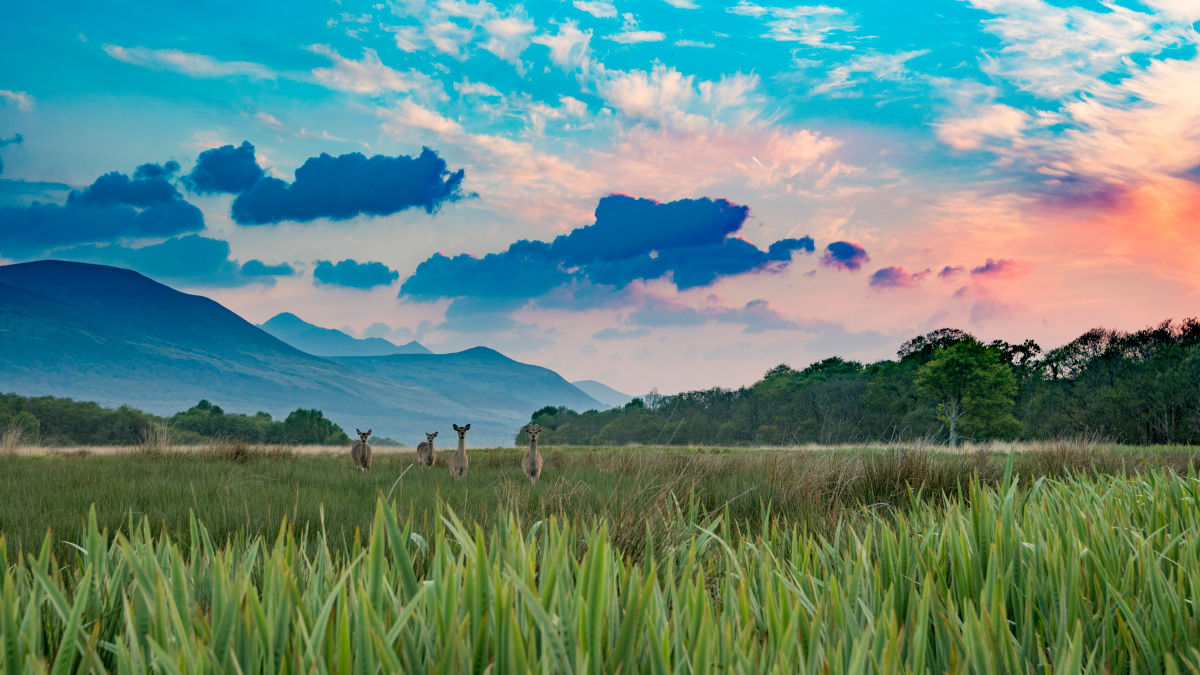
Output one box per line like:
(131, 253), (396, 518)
(571, 380), (634, 409)
(259, 312), (431, 357)
(0, 261), (601, 445)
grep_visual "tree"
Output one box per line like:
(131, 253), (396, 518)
(916, 341), (1019, 447)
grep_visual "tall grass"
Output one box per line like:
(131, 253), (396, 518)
(3, 467), (1199, 672)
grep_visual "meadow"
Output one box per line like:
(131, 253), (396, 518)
(2, 441), (1199, 671)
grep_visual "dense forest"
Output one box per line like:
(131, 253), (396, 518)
(0, 396), (351, 446)
(522, 319), (1200, 447)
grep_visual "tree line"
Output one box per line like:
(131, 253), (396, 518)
(522, 318), (1200, 447)
(0, 396), (350, 446)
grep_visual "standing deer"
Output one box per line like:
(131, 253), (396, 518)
(522, 424), (543, 485)
(351, 428), (372, 471)
(450, 423), (471, 477)
(415, 431), (438, 467)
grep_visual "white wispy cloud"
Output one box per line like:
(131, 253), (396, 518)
(674, 39), (715, 48)
(103, 45), (275, 80)
(810, 49), (929, 96)
(729, 2), (855, 49)
(661, 0), (699, 8)
(0, 89), (34, 111)
(936, 104), (1030, 151)
(966, 0), (1188, 99)
(573, 0), (617, 19)
(308, 44), (438, 96)
(607, 12), (667, 44)
(532, 20), (592, 69)
(454, 79), (503, 98)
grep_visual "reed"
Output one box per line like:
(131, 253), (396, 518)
(3, 465), (1199, 672)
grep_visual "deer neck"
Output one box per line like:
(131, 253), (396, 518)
(526, 438), (539, 457)
(456, 436), (466, 455)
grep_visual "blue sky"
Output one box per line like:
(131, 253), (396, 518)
(2, 0), (1199, 394)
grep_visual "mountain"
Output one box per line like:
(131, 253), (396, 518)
(571, 380), (634, 408)
(259, 312), (431, 357)
(0, 261), (602, 445)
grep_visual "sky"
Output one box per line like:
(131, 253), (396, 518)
(2, 0), (1199, 395)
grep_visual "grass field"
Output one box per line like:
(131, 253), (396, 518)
(2, 442), (1199, 671)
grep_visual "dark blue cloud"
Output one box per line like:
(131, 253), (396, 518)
(938, 265), (964, 279)
(400, 194), (814, 309)
(768, 236), (815, 258)
(51, 235), (287, 286)
(231, 147), (466, 224)
(313, 259), (400, 289)
(821, 241), (869, 271)
(869, 265), (928, 289)
(548, 195), (748, 264)
(400, 240), (570, 299)
(241, 259), (294, 277)
(185, 141), (264, 194)
(0, 163), (204, 258)
(0, 133), (22, 176)
(133, 160), (180, 181)
(970, 258), (1020, 277)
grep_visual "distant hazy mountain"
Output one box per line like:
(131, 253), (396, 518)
(259, 312), (431, 357)
(0, 261), (602, 445)
(571, 380), (634, 409)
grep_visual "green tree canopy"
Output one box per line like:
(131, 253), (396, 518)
(916, 341), (1019, 447)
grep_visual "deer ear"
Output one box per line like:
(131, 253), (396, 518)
(464, 424), (470, 430)
(356, 428), (362, 435)
(367, 429), (372, 435)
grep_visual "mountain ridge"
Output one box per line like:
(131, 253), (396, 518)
(0, 260), (602, 445)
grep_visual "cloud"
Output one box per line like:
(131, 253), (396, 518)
(313, 259), (400, 289)
(401, 194), (813, 307)
(662, 0), (699, 8)
(0, 164), (204, 257)
(132, 160), (179, 180)
(240, 259), (295, 277)
(970, 257), (1024, 278)
(938, 265), (965, 279)
(185, 141), (264, 194)
(532, 21), (592, 69)
(103, 45), (274, 80)
(0, 133), (22, 176)
(230, 147), (466, 225)
(574, 0), (617, 18)
(810, 49), (929, 97)
(869, 265), (929, 289)
(936, 104), (1030, 151)
(453, 79), (503, 98)
(628, 297), (801, 333)
(821, 241), (868, 271)
(730, 3), (856, 48)
(607, 12), (666, 44)
(674, 39), (715, 48)
(53, 234), (287, 286)
(482, 13), (537, 65)
(307, 44), (435, 95)
(593, 327), (650, 340)
(0, 90), (34, 111)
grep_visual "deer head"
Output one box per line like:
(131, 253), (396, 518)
(356, 428), (372, 443)
(425, 431), (438, 444)
(452, 423), (471, 440)
(524, 424), (542, 443)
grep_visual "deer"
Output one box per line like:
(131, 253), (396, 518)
(521, 424), (543, 485)
(351, 428), (372, 471)
(449, 423), (470, 477)
(415, 431), (438, 467)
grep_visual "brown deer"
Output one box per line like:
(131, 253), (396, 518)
(450, 423), (470, 477)
(351, 428), (372, 471)
(415, 431), (438, 467)
(521, 424), (543, 485)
